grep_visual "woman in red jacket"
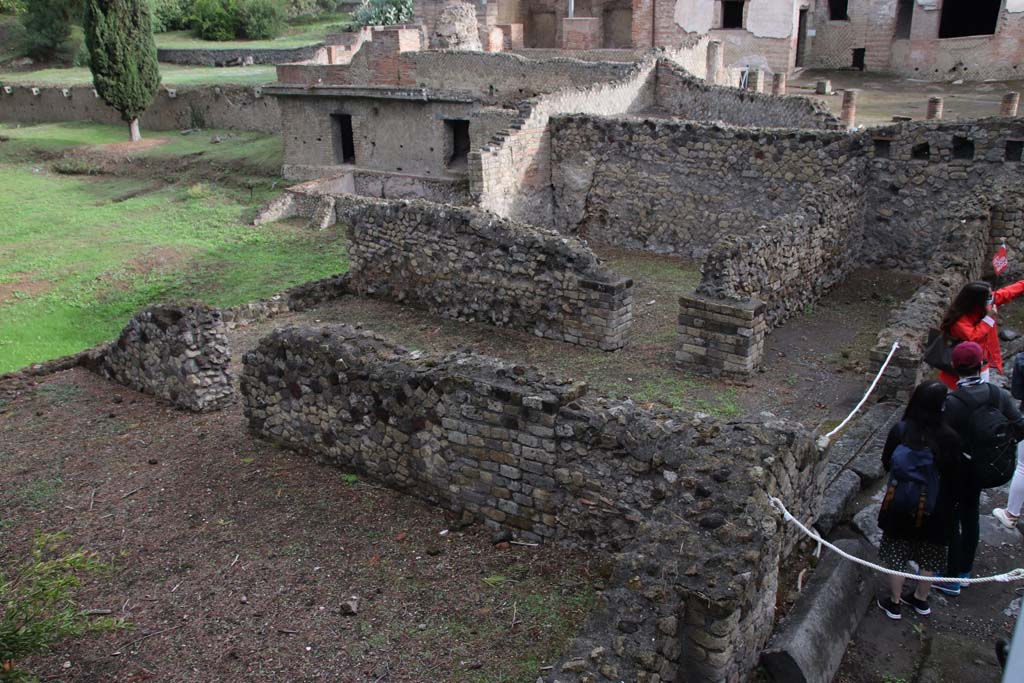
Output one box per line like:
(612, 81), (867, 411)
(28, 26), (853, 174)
(938, 280), (1024, 390)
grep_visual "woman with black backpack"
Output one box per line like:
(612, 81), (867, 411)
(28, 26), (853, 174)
(876, 380), (962, 620)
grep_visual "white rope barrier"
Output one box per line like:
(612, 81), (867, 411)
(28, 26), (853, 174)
(769, 496), (1024, 584)
(818, 340), (901, 450)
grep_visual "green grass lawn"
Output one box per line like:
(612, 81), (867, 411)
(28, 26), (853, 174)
(0, 64), (276, 87)
(0, 123), (347, 374)
(154, 13), (351, 50)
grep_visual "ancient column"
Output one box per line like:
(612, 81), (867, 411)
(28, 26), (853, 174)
(927, 96), (944, 120)
(772, 73), (787, 96)
(1001, 92), (1020, 117)
(748, 69), (765, 93)
(816, 80), (832, 95)
(841, 89), (858, 129)
(706, 41), (723, 85)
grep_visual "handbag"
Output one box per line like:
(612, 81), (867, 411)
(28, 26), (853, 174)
(923, 329), (959, 373)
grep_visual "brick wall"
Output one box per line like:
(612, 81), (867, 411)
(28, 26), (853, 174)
(241, 322), (824, 683)
(335, 195), (635, 349)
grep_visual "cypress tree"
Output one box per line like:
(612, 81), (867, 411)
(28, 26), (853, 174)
(84, 0), (161, 142)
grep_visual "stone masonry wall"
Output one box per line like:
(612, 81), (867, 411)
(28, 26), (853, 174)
(869, 183), (1022, 398)
(336, 195), (634, 350)
(677, 176), (867, 375)
(471, 57), (657, 227)
(241, 323), (825, 683)
(0, 85), (281, 134)
(85, 304), (234, 412)
(550, 115), (862, 257)
(654, 61), (841, 130)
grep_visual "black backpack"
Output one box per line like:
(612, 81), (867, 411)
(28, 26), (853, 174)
(950, 384), (1018, 488)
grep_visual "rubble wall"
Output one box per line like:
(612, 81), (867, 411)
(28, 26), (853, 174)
(241, 323), (824, 683)
(86, 304), (234, 412)
(336, 195), (634, 350)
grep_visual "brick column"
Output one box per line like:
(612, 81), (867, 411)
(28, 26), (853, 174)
(747, 69), (765, 93)
(706, 40), (723, 84)
(927, 96), (944, 120)
(1002, 92), (1020, 117)
(841, 89), (858, 129)
(771, 73), (787, 96)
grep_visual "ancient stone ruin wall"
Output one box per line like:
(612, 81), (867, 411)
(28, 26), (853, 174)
(550, 115), (862, 257)
(85, 304), (234, 412)
(862, 118), (1024, 271)
(870, 184), (1018, 397)
(241, 323), (824, 683)
(470, 57), (657, 227)
(654, 61), (841, 130)
(0, 85), (281, 134)
(336, 195), (634, 350)
(677, 176), (867, 375)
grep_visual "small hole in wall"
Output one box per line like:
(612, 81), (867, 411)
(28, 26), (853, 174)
(952, 136), (974, 160)
(874, 139), (891, 158)
(1006, 140), (1024, 162)
(912, 142), (930, 160)
(396, 167), (402, 171)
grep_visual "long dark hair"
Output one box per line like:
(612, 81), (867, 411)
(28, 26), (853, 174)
(902, 380), (957, 452)
(940, 281), (991, 332)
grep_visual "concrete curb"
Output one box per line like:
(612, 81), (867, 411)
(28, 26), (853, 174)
(761, 537), (875, 683)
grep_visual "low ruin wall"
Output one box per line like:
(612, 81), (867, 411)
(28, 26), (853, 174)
(336, 195), (634, 350)
(654, 61), (840, 130)
(0, 84), (280, 134)
(678, 176), (866, 375)
(870, 185), (1009, 397)
(550, 115), (861, 257)
(84, 304), (234, 411)
(157, 44), (326, 66)
(241, 323), (825, 683)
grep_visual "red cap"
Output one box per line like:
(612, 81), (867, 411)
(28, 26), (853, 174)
(951, 341), (985, 369)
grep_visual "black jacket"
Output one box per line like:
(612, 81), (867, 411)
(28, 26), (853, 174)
(879, 420), (961, 545)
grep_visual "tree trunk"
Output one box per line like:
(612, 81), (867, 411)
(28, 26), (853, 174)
(129, 118), (141, 142)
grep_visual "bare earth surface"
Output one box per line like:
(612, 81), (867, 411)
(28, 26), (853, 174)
(0, 369), (596, 683)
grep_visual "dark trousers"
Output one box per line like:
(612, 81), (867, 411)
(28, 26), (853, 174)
(947, 486), (982, 576)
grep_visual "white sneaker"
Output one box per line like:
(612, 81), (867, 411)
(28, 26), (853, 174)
(993, 507), (1019, 529)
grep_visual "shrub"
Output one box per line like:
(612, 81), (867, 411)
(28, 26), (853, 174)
(236, 0), (285, 39)
(354, 0), (410, 27)
(20, 0), (73, 57)
(150, 0), (194, 32)
(0, 534), (126, 682)
(0, 0), (25, 15)
(191, 0), (237, 40)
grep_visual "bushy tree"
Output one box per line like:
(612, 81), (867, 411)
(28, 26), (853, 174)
(236, 0), (285, 39)
(20, 0), (74, 57)
(190, 0), (238, 39)
(0, 0), (26, 15)
(354, 0), (410, 27)
(84, 0), (162, 142)
(0, 534), (125, 683)
(149, 0), (194, 32)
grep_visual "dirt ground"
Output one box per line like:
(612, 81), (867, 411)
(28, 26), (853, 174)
(790, 69), (1024, 127)
(0, 370), (597, 683)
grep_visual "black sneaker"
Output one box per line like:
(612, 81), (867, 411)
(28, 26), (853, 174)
(877, 597), (902, 620)
(902, 593), (931, 615)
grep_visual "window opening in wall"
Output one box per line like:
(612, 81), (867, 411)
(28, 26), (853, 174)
(1006, 140), (1024, 162)
(895, 0), (913, 39)
(952, 136), (974, 160)
(445, 119), (470, 170)
(911, 142), (930, 160)
(939, 0), (999, 38)
(721, 0), (744, 29)
(796, 9), (808, 67)
(852, 48), (866, 70)
(331, 113), (355, 164)
(873, 139), (891, 158)
(829, 0), (848, 21)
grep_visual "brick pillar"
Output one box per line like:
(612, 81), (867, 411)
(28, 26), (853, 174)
(815, 80), (832, 95)
(1002, 92), (1020, 117)
(747, 69), (765, 93)
(927, 96), (944, 120)
(841, 89), (858, 129)
(706, 40), (723, 84)
(771, 73), (787, 96)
